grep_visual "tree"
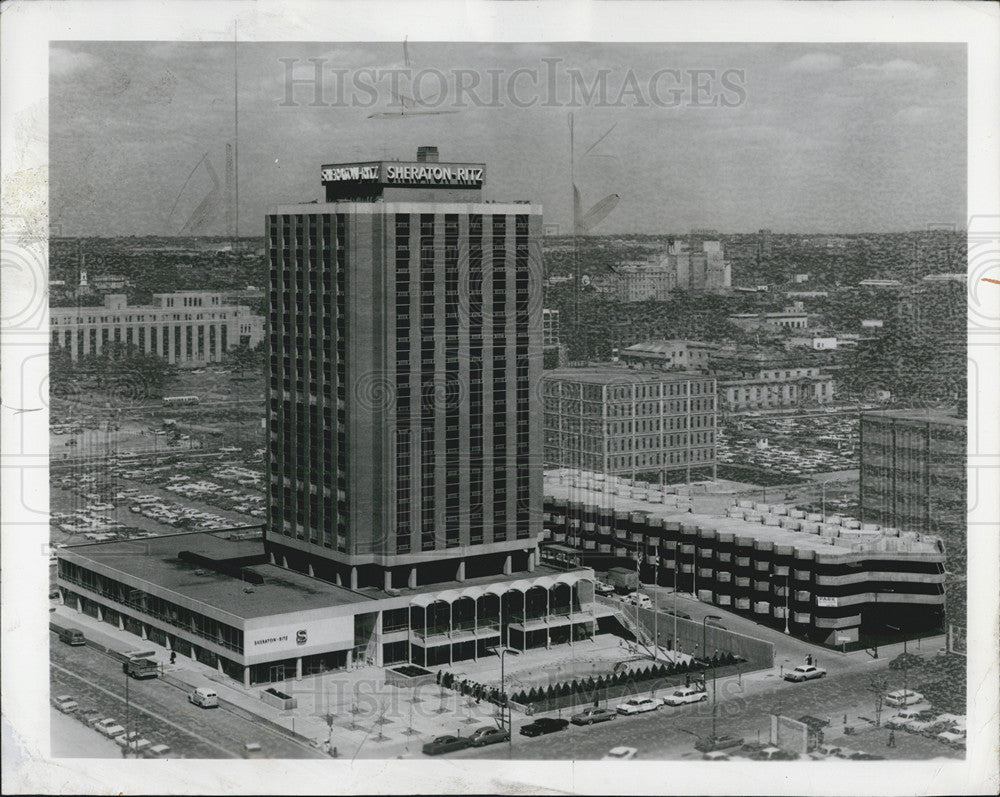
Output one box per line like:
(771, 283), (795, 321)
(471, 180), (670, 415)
(868, 674), (890, 728)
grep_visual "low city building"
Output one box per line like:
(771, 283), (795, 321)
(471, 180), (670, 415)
(717, 368), (836, 412)
(619, 340), (717, 371)
(56, 531), (597, 686)
(49, 291), (265, 365)
(543, 471), (946, 645)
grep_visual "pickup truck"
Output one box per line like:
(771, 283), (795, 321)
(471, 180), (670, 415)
(123, 657), (159, 679)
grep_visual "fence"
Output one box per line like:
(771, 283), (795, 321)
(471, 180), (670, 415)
(636, 605), (774, 670)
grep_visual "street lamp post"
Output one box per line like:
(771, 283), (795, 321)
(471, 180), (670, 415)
(702, 615), (722, 666)
(887, 623), (908, 695)
(672, 559), (679, 654)
(873, 592), (879, 659)
(692, 544), (697, 601)
(489, 646), (520, 759)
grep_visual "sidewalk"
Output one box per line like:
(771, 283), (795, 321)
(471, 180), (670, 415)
(51, 605), (508, 759)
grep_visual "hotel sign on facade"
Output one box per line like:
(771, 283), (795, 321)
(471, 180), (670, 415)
(321, 161), (485, 187)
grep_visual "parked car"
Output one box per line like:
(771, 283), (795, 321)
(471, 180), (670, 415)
(662, 686), (708, 707)
(594, 581), (616, 596)
(519, 717), (569, 737)
(616, 697), (662, 715)
(937, 730), (966, 748)
(115, 732), (151, 752)
(81, 709), (103, 726)
(905, 712), (947, 734)
(663, 609), (693, 620)
(694, 734), (745, 753)
(783, 665), (826, 682)
(931, 714), (966, 735)
(94, 718), (126, 738)
(816, 743), (842, 757)
(848, 752), (886, 761)
(570, 707), (617, 725)
(753, 746), (799, 761)
(885, 689), (925, 708)
(702, 751), (730, 761)
(624, 592), (652, 609)
(143, 744), (172, 759)
(468, 726), (509, 747)
(52, 695), (78, 713)
(421, 735), (472, 755)
(602, 746), (637, 760)
(886, 708), (933, 730)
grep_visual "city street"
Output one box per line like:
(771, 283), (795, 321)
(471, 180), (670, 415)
(50, 634), (325, 759)
(450, 666), (963, 761)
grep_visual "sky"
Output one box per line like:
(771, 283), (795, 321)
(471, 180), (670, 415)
(49, 41), (967, 236)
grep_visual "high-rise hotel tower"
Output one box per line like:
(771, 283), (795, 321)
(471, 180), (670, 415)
(266, 148), (543, 591)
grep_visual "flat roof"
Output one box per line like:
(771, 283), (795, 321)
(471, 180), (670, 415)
(543, 367), (712, 384)
(60, 532), (372, 619)
(61, 531), (590, 618)
(542, 474), (942, 558)
(862, 408), (966, 427)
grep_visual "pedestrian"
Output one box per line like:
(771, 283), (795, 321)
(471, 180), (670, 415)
(170, 651), (176, 665)
(887, 731), (895, 748)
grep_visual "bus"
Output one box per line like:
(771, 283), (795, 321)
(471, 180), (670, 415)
(163, 396), (200, 406)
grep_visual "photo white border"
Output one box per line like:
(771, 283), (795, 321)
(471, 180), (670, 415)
(2, 1), (998, 794)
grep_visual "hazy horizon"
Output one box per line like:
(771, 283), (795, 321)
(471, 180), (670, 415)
(51, 42), (967, 237)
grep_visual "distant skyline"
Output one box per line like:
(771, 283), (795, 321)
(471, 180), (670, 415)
(50, 42), (966, 236)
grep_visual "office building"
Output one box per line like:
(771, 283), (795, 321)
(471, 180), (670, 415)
(49, 291), (264, 365)
(543, 367), (717, 481)
(859, 409), (966, 537)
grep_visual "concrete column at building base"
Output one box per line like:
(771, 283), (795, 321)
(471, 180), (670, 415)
(408, 568), (417, 589)
(76, 598), (83, 613)
(165, 636), (172, 651)
(456, 560), (465, 582)
(244, 668), (251, 689)
(141, 625), (148, 640)
(335, 571), (343, 587)
(527, 550), (535, 573)
(218, 659), (225, 675)
(346, 650), (353, 669)
(350, 567), (358, 590)
(119, 616), (125, 631)
(384, 569), (392, 591)
(282, 556), (289, 569)
(296, 657), (303, 680)
(503, 556), (512, 576)
(309, 563), (315, 578)
(269, 552), (276, 565)
(96, 606), (103, 622)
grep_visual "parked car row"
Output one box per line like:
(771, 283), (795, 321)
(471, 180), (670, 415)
(53, 693), (172, 758)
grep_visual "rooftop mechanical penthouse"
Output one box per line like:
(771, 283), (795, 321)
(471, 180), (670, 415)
(266, 146), (544, 591)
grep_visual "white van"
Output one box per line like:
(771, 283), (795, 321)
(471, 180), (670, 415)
(188, 686), (219, 708)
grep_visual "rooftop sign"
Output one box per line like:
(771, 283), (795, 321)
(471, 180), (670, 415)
(320, 161), (485, 188)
